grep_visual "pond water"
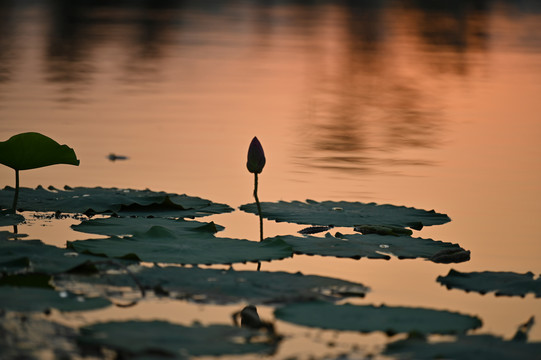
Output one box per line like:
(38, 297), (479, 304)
(1, 0), (541, 358)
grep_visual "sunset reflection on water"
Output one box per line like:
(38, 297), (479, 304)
(1, 0), (541, 358)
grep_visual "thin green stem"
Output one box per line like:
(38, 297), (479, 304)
(254, 173), (263, 242)
(11, 169), (19, 213)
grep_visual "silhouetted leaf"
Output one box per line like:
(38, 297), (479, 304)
(275, 302), (482, 335)
(298, 225), (334, 235)
(384, 334), (541, 360)
(68, 228), (292, 265)
(0, 273), (53, 288)
(437, 269), (541, 297)
(0, 236), (108, 275)
(0, 211), (24, 226)
(0, 287), (110, 312)
(0, 132), (79, 171)
(429, 248), (471, 263)
(512, 316), (535, 342)
(78, 321), (277, 358)
(240, 200), (450, 229)
(72, 216), (224, 237)
(272, 232), (469, 263)
(354, 224), (413, 236)
(0, 186), (233, 218)
(58, 265), (369, 304)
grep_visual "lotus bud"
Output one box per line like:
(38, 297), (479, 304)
(246, 137), (266, 174)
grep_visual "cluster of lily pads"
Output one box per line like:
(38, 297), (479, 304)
(1, 133), (540, 359)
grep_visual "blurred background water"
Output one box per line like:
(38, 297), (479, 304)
(1, 0), (541, 358)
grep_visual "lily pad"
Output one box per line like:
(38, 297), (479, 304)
(240, 200), (450, 229)
(384, 334), (541, 360)
(437, 269), (541, 297)
(0, 211), (25, 226)
(68, 228), (292, 265)
(78, 320), (277, 358)
(0, 286), (111, 312)
(57, 265), (369, 304)
(0, 132), (79, 171)
(275, 302), (482, 335)
(272, 232), (469, 263)
(71, 216), (224, 237)
(0, 236), (110, 275)
(0, 186), (233, 218)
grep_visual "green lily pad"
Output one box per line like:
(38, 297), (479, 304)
(272, 232), (469, 263)
(68, 227), (292, 265)
(78, 320), (277, 358)
(71, 216), (224, 237)
(240, 200), (450, 229)
(0, 186), (233, 218)
(0, 132), (79, 171)
(437, 269), (541, 297)
(275, 302), (482, 335)
(384, 334), (541, 360)
(0, 286), (110, 312)
(58, 265), (369, 304)
(0, 236), (110, 275)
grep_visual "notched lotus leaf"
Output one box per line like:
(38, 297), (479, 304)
(240, 200), (450, 229)
(58, 265), (369, 304)
(384, 334), (541, 360)
(71, 216), (224, 237)
(275, 302), (482, 335)
(68, 229), (292, 265)
(272, 232), (469, 263)
(0, 286), (110, 312)
(0, 236), (112, 275)
(0, 132), (79, 171)
(0, 186), (233, 218)
(78, 320), (277, 357)
(437, 269), (541, 297)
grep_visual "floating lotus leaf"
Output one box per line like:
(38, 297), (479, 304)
(0, 236), (110, 275)
(275, 302), (482, 335)
(0, 286), (110, 312)
(437, 269), (541, 297)
(240, 200), (450, 229)
(272, 232), (469, 263)
(384, 334), (541, 360)
(0, 132), (79, 171)
(58, 265), (369, 304)
(68, 227), (292, 265)
(72, 216), (224, 237)
(78, 320), (277, 358)
(0, 186), (233, 218)
(0, 211), (25, 226)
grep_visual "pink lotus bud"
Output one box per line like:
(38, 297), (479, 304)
(246, 137), (266, 174)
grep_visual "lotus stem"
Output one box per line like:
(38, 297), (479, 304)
(11, 169), (19, 213)
(253, 173), (263, 242)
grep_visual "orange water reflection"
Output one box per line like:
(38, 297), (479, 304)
(1, 0), (541, 357)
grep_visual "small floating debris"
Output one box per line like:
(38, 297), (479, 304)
(108, 153), (129, 161)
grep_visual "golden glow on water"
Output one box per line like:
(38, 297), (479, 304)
(1, 1), (541, 357)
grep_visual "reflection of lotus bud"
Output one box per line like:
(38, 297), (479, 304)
(247, 137), (266, 174)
